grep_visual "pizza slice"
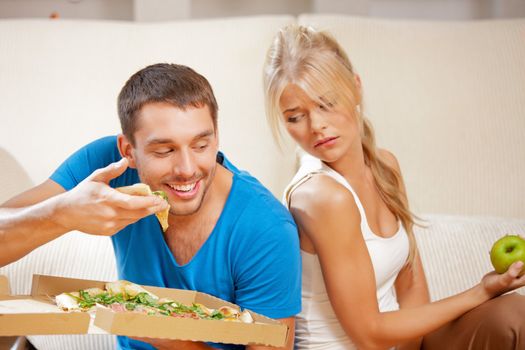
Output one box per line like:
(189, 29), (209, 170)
(55, 280), (160, 312)
(116, 183), (170, 232)
(55, 287), (105, 311)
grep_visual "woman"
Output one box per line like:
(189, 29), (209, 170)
(263, 25), (525, 350)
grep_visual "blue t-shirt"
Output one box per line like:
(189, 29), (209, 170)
(50, 136), (301, 350)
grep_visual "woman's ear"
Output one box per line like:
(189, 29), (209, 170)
(355, 74), (362, 91)
(117, 134), (137, 168)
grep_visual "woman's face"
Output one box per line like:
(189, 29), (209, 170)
(279, 83), (361, 164)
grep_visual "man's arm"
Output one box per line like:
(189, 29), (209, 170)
(0, 179), (70, 266)
(0, 159), (167, 266)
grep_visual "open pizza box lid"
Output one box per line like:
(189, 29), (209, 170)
(0, 275), (90, 335)
(1, 274), (289, 346)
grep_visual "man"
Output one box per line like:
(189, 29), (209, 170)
(0, 63), (301, 350)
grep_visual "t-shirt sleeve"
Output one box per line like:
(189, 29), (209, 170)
(232, 218), (302, 319)
(50, 136), (121, 190)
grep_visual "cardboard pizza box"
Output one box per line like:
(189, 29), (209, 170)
(1, 274), (289, 347)
(0, 275), (90, 335)
(0, 275), (9, 295)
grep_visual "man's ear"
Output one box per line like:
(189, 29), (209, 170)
(214, 127), (219, 148)
(117, 134), (137, 168)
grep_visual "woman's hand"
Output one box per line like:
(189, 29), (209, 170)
(481, 261), (525, 299)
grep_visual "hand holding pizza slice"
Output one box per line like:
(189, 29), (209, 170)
(116, 183), (170, 232)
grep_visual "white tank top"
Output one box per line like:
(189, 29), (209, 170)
(284, 154), (409, 350)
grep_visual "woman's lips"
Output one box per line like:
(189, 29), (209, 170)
(314, 136), (339, 148)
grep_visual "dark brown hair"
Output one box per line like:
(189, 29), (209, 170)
(118, 63), (218, 144)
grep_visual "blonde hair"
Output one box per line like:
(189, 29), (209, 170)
(263, 25), (418, 266)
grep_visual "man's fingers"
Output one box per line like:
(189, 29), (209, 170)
(88, 158), (129, 183)
(115, 206), (165, 221)
(111, 191), (168, 212)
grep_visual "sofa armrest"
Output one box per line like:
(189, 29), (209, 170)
(0, 232), (117, 294)
(415, 214), (525, 301)
(0, 232), (117, 350)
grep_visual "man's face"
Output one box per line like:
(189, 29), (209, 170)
(123, 102), (219, 217)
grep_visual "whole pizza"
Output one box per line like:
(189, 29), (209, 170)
(55, 280), (254, 323)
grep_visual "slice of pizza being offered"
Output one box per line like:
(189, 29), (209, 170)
(116, 183), (170, 232)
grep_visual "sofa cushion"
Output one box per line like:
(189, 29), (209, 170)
(415, 214), (525, 301)
(28, 335), (116, 350)
(0, 148), (33, 203)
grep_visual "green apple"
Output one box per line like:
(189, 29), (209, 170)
(490, 235), (525, 276)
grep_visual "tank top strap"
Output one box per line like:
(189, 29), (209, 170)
(284, 170), (324, 209)
(317, 163), (368, 224)
(283, 157), (368, 230)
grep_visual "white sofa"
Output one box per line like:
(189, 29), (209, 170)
(0, 15), (524, 349)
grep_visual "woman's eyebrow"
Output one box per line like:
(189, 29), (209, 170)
(282, 107), (299, 114)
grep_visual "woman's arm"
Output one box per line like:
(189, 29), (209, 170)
(394, 255), (430, 350)
(382, 148), (430, 350)
(290, 175), (525, 350)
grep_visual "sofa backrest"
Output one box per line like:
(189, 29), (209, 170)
(0, 16), (297, 205)
(299, 15), (525, 219)
(2, 16), (524, 218)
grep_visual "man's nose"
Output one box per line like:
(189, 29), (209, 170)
(173, 150), (196, 178)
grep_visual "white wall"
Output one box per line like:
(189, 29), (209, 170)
(133, 0), (190, 21)
(0, 0), (133, 20)
(0, 0), (524, 21)
(191, 0), (310, 18)
(314, 0), (525, 20)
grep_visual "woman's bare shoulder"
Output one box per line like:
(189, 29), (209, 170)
(289, 173), (360, 219)
(288, 173), (366, 258)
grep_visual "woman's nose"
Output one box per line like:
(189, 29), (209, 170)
(310, 111), (327, 133)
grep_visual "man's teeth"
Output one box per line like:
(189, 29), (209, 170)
(169, 182), (196, 192)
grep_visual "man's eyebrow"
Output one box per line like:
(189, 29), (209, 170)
(145, 130), (214, 146)
(194, 130), (214, 140)
(146, 138), (172, 145)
